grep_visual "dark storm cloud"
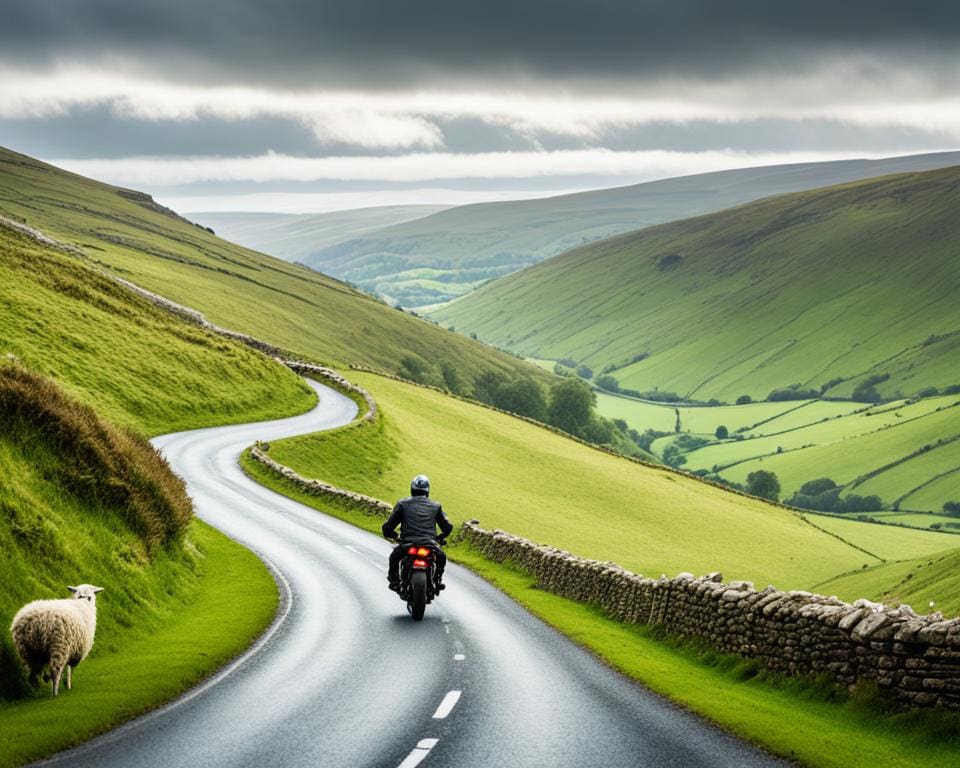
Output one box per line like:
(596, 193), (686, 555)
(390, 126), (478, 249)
(3, 0), (958, 88)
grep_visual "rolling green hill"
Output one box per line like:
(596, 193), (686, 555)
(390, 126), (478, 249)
(0, 146), (547, 393)
(307, 152), (960, 306)
(191, 205), (448, 267)
(435, 166), (960, 404)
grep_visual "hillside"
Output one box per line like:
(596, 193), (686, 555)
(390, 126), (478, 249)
(0, 147), (547, 394)
(435, 166), (960, 403)
(190, 205), (448, 267)
(306, 152), (960, 306)
(257, 371), (960, 591)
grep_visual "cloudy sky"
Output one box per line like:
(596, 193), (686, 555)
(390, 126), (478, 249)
(2, 0), (958, 213)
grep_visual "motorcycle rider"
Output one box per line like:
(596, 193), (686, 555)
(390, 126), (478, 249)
(383, 474), (453, 592)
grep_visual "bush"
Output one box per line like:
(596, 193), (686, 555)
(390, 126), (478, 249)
(943, 501), (960, 517)
(595, 374), (620, 393)
(798, 478), (838, 496)
(576, 364), (593, 379)
(557, 358), (577, 368)
(915, 386), (940, 399)
(715, 425), (729, 439)
(735, 395), (753, 405)
(746, 470), (781, 501)
(852, 373), (890, 403)
(767, 384), (819, 402)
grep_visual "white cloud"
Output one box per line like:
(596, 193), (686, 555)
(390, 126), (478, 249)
(4, 62), (960, 149)
(51, 147), (928, 188)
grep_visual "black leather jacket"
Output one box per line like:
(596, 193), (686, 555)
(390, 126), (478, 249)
(382, 495), (453, 545)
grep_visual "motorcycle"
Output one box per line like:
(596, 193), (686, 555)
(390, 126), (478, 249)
(397, 543), (443, 620)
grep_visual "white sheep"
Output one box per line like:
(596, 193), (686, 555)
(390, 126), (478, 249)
(10, 584), (104, 696)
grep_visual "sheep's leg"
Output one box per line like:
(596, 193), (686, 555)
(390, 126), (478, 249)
(66, 665), (72, 690)
(52, 665), (62, 697)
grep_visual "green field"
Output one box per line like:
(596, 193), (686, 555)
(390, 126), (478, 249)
(262, 371), (960, 590)
(719, 404), (960, 502)
(435, 166), (960, 404)
(0, 147), (548, 393)
(802, 514), (957, 561)
(294, 152), (960, 307)
(602, 387), (960, 515)
(818, 548), (960, 618)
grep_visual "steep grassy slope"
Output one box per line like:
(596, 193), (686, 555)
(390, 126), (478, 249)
(261, 371), (940, 589)
(0, 363), (277, 766)
(192, 205), (448, 266)
(818, 548), (960, 618)
(435, 166), (960, 403)
(314, 152), (960, 306)
(0, 225), (314, 434)
(0, 146), (547, 391)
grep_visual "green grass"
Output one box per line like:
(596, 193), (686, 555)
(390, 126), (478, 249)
(719, 404), (960, 500)
(0, 519), (277, 768)
(0, 226), (315, 435)
(238, 457), (960, 768)
(801, 513), (958, 560)
(818, 548), (960, 618)
(435, 166), (960, 404)
(0, 146), (548, 393)
(265, 371), (910, 590)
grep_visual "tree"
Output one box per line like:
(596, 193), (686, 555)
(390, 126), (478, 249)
(798, 478), (837, 496)
(496, 378), (548, 421)
(736, 395), (753, 405)
(943, 501), (960, 517)
(714, 425), (729, 439)
(852, 373), (890, 403)
(440, 362), (463, 394)
(746, 470), (781, 502)
(576, 364), (593, 379)
(472, 370), (506, 405)
(547, 378), (596, 437)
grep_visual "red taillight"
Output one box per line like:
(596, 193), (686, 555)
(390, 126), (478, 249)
(413, 559), (428, 568)
(407, 547), (419, 555)
(416, 547), (430, 557)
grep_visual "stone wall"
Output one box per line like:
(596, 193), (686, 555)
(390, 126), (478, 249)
(249, 444), (391, 517)
(460, 520), (960, 710)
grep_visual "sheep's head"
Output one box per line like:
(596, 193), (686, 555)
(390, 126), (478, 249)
(67, 584), (104, 604)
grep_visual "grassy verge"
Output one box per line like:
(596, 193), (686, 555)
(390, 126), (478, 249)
(241, 455), (960, 767)
(0, 520), (278, 768)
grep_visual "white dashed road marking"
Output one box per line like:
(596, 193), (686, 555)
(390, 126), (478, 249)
(397, 738), (439, 768)
(432, 690), (462, 720)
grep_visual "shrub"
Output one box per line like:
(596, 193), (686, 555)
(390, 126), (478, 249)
(767, 384), (819, 402)
(943, 501), (960, 517)
(714, 425), (729, 439)
(576, 364), (594, 379)
(746, 470), (781, 501)
(595, 375), (620, 393)
(557, 358), (577, 368)
(798, 478), (838, 496)
(916, 386), (940, 399)
(852, 373), (890, 403)
(735, 395), (753, 405)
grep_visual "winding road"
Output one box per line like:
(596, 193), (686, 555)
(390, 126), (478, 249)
(41, 379), (788, 768)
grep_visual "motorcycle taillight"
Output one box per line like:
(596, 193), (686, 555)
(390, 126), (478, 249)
(413, 559), (428, 568)
(416, 547), (431, 557)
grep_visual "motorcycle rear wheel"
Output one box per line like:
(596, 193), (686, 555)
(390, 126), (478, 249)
(409, 570), (427, 621)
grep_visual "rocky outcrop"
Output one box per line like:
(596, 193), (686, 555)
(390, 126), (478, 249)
(460, 520), (960, 710)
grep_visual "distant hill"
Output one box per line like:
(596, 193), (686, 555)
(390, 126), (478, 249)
(305, 152), (960, 306)
(433, 165), (960, 403)
(190, 205), (448, 269)
(0, 146), (546, 392)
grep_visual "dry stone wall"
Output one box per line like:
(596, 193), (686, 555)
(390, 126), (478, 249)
(460, 520), (960, 710)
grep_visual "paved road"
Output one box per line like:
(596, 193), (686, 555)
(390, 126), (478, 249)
(41, 379), (788, 768)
